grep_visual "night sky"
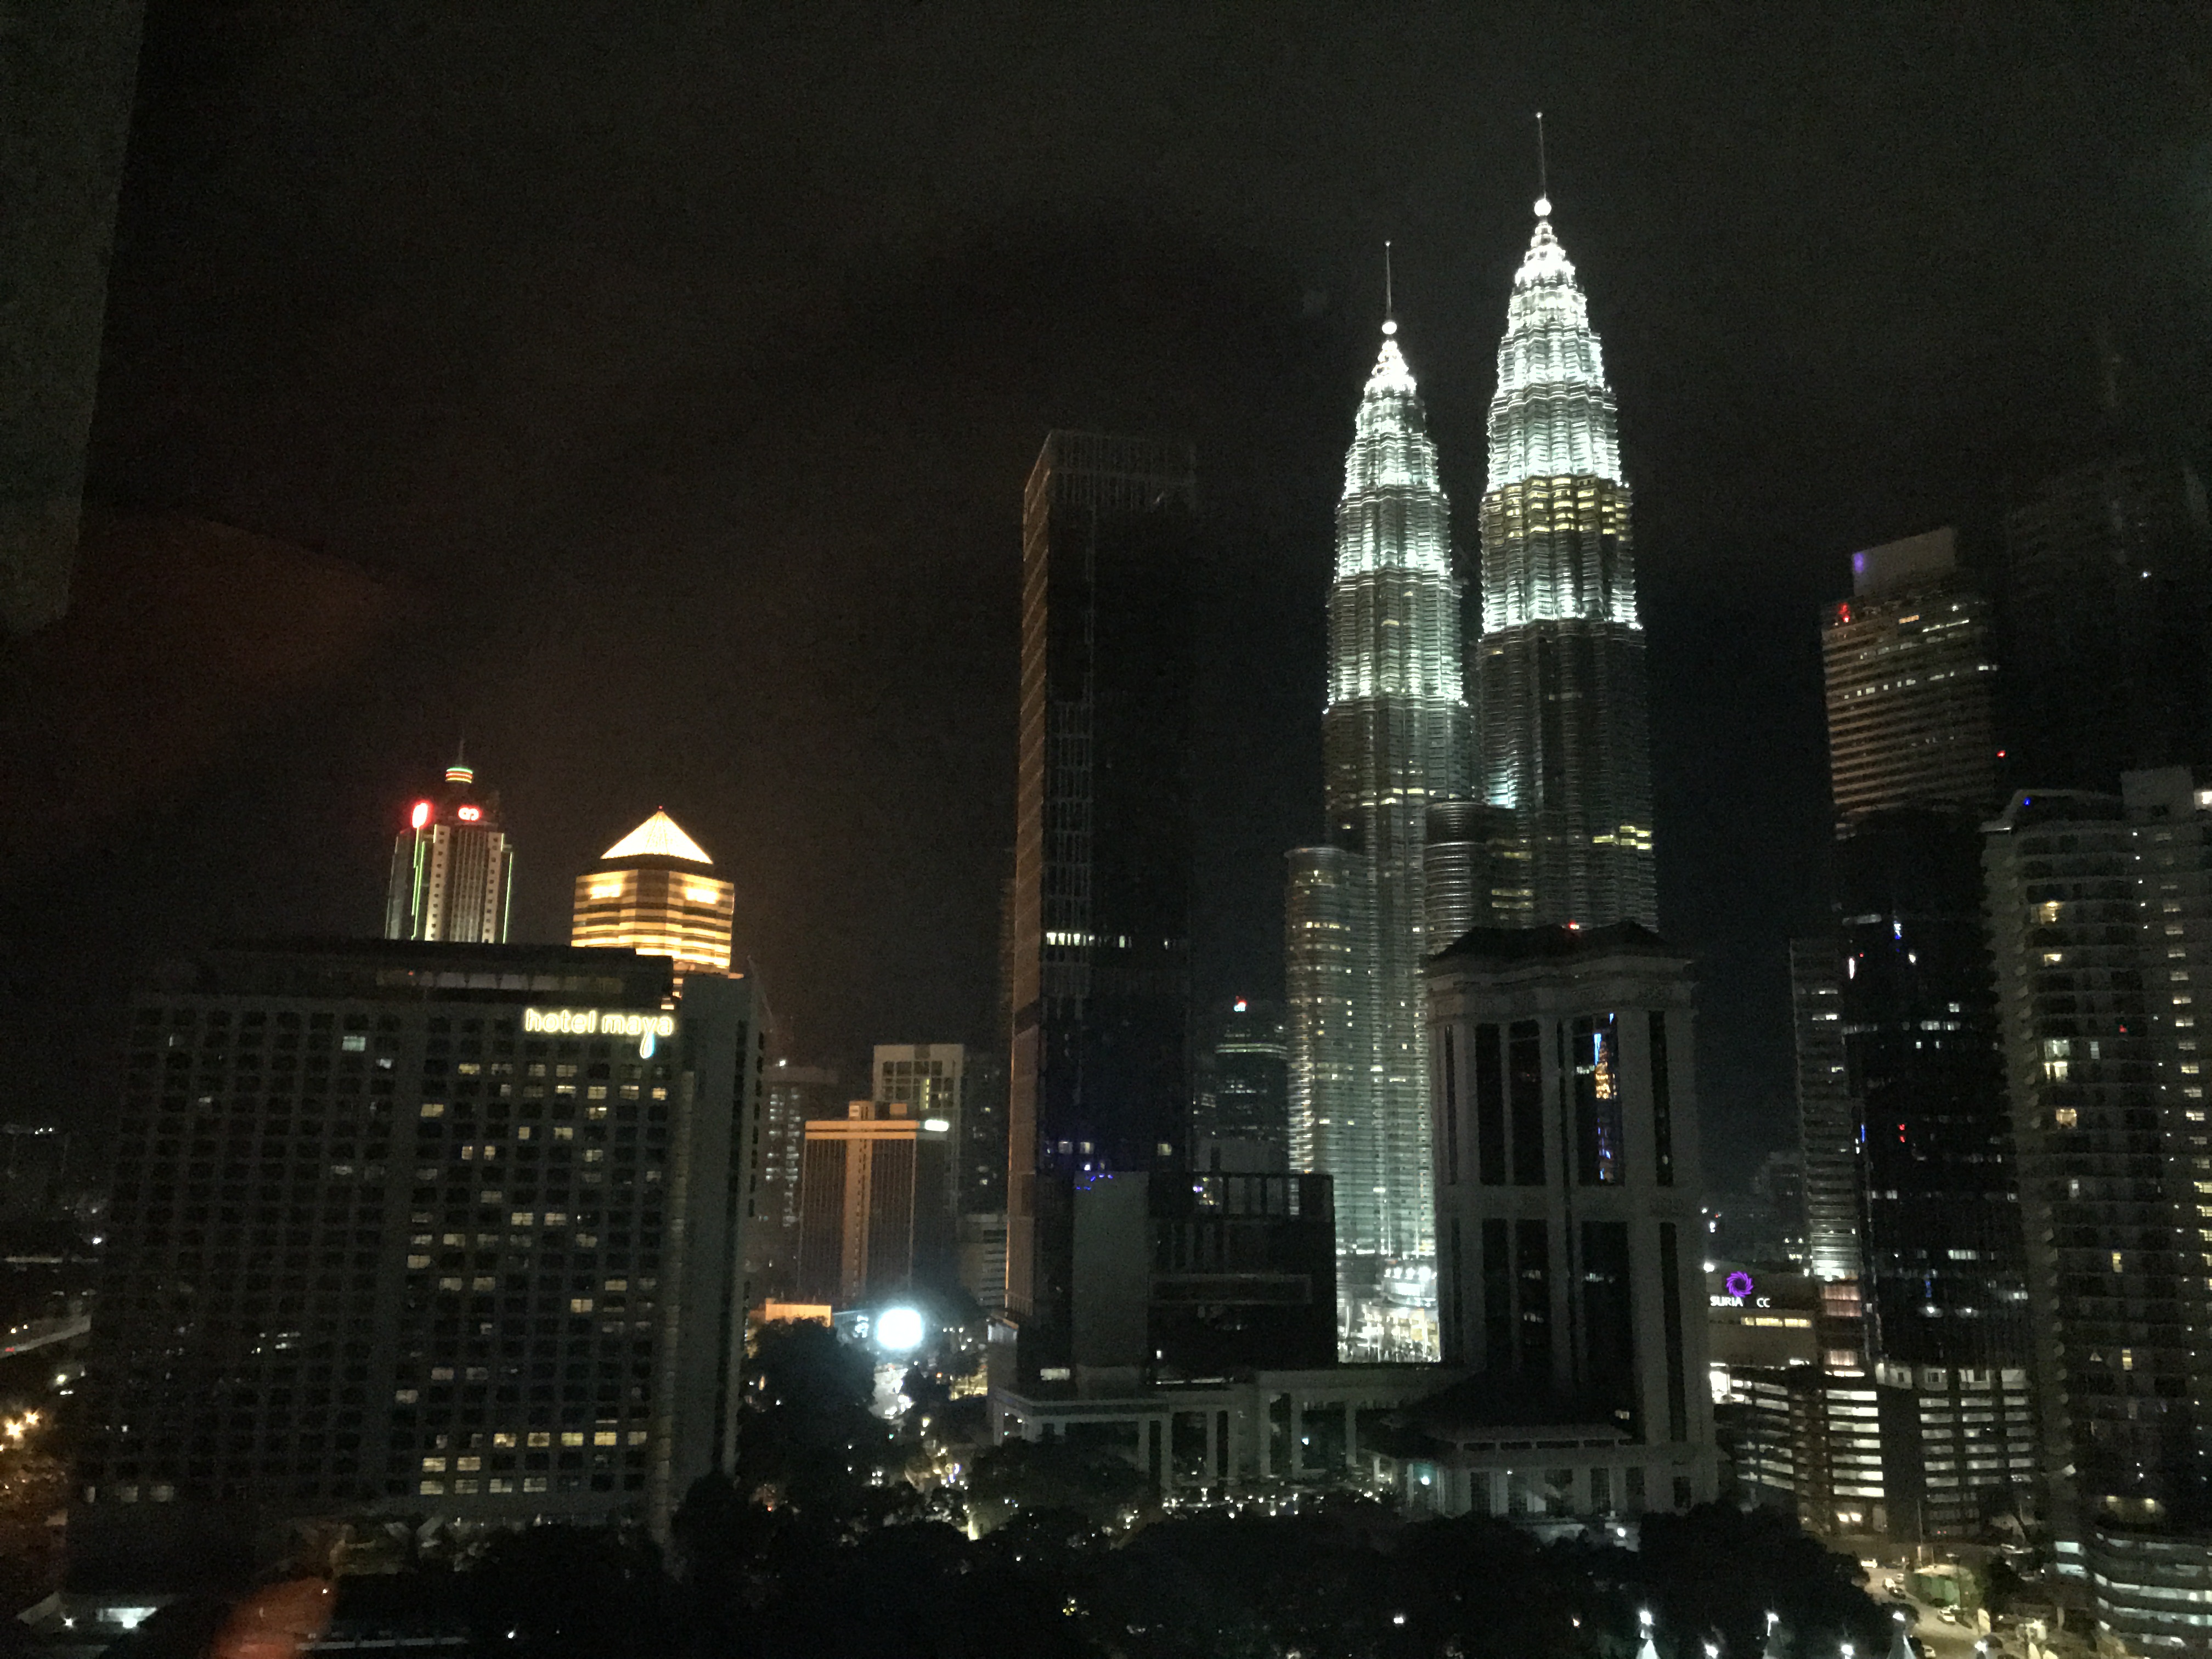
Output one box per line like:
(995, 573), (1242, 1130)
(5, 3), (2210, 1189)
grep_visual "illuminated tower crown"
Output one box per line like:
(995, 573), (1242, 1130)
(570, 810), (735, 982)
(1474, 198), (1655, 927)
(384, 749), (514, 943)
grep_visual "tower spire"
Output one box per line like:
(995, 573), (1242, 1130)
(1384, 239), (1394, 324)
(1535, 110), (1551, 217)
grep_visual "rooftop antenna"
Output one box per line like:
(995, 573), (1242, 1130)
(1383, 240), (1396, 335)
(1535, 110), (1551, 215)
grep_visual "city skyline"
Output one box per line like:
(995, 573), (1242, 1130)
(10, 9), (2212, 1646)
(5, 10), (2207, 1209)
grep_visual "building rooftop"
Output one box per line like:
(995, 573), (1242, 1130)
(1430, 919), (1684, 967)
(601, 809), (712, 865)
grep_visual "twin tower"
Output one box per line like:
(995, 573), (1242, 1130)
(1290, 198), (1657, 1358)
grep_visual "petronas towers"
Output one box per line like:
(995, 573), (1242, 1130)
(1289, 195), (1656, 1358)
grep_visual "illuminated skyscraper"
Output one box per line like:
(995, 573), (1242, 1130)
(569, 810), (735, 983)
(1821, 529), (1997, 829)
(384, 755), (515, 944)
(1288, 318), (1469, 1359)
(1472, 198), (1654, 927)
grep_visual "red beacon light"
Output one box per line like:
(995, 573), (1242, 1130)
(457, 805), (482, 823)
(410, 802), (432, 830)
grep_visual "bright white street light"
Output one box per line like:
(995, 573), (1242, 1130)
(876, 1306), (926, 1352)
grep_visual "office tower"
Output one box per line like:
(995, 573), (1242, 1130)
(1423, 798), (1533, 951)
(1788, 939), (1860, 1283)
(1471, 198), (1654, 929)
(1007, 431), (1196, 1389)
(2002, 452), (2212, 793)
(793, 1102), (954, 1308)
(872, 1043), (965, 1210)
(1789, 529), (2028, 1540)
(754, 1060), (840, 1300)
(1987, 771), (2212, 1649)
(1836, 810), (2035, 1539)
(1286, 315), (1468, 1361)
(1426, 922), (1716, 1514)
(384, 755), (515, 944)
(569, 810), (735, 983)
(1193, 998), (1289, 1171)
(74, 941), (766, 1581)
(1821, 529), (1999, 828)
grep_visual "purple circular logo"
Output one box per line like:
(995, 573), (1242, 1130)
(1725, 1271), (1756, 1299)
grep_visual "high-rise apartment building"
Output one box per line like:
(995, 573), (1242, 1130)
(793, 1102), (955, 1309)
(2002, 452), (2212, 793)
(74, 941), (766, 1583)
(1425, 922), (1716, 1514)
(1287, 315), (1468, 1360)
(1987, 772), (2212, 1652)
(384, 756), (515, 944)
(1193, 998), (1289, 1171)
(569, 810), (735, 983)
(1471, 199), (1654, 929)
(1821, 529), (1998, 829)
(1007, 432), (1197, 1389)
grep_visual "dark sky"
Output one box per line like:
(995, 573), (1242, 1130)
(8, 2), (2211, 1189)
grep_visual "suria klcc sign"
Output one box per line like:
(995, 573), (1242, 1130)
(522, 1007), (675, 1039)
(1709, 1269), (1771, 1309)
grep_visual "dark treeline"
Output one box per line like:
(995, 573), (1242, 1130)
(102, 1323), (1889, 1659)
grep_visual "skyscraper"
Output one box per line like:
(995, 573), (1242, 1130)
(1007, 431), (1196, 1390)
(385, 755), (515, 944)
(1791, 531), (2029, 1539)
(1788, 938), (1860, 1284)
(1193, 998), (1289, 1170)
(2002, 452), (2212, 792)
(75, 941), (764, 1580)
(1423, 798), (1534, 952)
(1821, 529), (1998, 828)
(794, 1102), (955, 1308)
(1472, 198), (1654, 928)
(1985, 771), (2212, 1649)
(569, 810), (735, 983)
(872, 1043), (965, 1221)
(1286, 315), (1468, 1361)
(754, 1060), (841, 1300)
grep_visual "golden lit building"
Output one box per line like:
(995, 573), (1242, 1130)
(569, 810), (735, 980)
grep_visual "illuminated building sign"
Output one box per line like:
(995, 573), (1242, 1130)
(522, 1007), (676, 1039)
(458, 805), (482, 822)
(1709, 1271), (1772, 1310)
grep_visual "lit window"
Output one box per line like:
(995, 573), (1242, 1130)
(2053, 1108), (2079, 1128)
